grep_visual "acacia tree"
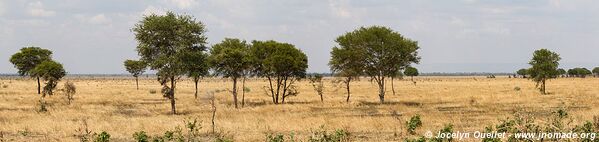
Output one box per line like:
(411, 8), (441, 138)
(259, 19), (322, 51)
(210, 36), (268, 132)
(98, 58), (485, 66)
(404, 66), (419, 85)
(528, 49), (560, 95)
(329, 41), (365, 102)
(308, 74), (325, 102)
(557, 68), (566, 78)
(9, 47), (53, 94)
(123, 60), (147, 90)
(334, 26), (420, 103)
(250, 40), (308, 104)
(593, 67), (599, 77)
(31, 60), (66, 97)
(132, 12), (207, 114)
(517, 68), (528, 78)
(209, 38), (251, 108)
(182, 45), (209, 99)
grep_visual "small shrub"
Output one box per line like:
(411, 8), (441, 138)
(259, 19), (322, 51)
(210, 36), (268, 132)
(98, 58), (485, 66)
(133, 131), (149, 142)
(404, 136), (426, 142)
(94, 131), (110, 142)
(64, 81), (76, 104)
(18, 129), (30, 137)
(308, 126), (350, 142)
(38, 100), (47, 112)
(406, 115), (422, 134)
(243, 86), (251, 93)
(430, 124), (453, 142)
(266, 132), (295, 142)
(1, 84), (7, 88)
(149, 89), (157, 94)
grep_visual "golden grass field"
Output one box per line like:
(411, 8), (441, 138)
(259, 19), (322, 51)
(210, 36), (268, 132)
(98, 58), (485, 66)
(0, 76), (598, 141)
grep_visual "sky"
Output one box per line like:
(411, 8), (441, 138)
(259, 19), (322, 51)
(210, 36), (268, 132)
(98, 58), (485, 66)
(1, 0), (598, 74)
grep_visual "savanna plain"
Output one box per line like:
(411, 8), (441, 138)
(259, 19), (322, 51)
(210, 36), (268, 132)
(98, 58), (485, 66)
(0, 76), (598, 141)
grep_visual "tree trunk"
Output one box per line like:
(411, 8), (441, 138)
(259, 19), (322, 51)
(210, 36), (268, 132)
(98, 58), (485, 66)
(170, 76), (176, 115)
(241, 77), (246, 107)
(378, 77), (386, 103)
(210, 97), (216, 134)
(267, 77), (276, 104)
(541, 79), (546, 95)
(232, 77), (238, 109)
(194, 78), (198, 99)
(391, 77), (395, 95)
(281, 77), (288, 104)
(135, 76), (139, 90)
(345, 77), (351, 103)
(37, 77), (41, 94)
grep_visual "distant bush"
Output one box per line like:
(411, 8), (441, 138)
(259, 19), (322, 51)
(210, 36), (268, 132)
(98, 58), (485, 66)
(1, 84), (7, 88)
(149, 89), (157, 94)
(63, 81), (76, 104)
(513, 86), (521, 91)
(406, 115), (422, 134)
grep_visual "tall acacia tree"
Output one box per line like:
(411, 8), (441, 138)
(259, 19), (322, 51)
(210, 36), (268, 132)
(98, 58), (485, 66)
(182, 45), (209, 99)
(209, 38), (251, 108)
(132, 12), (208, 114)
(334, 26), (420, 103)
(9, 47), (53, 94)
(123, 60), (147, 90)
(528, 49), (561, 95)
(329, 37), (366, 102)
(32, 60), (66, 97)
(250, 40), (308, 104)
(404, 66), (419, 85)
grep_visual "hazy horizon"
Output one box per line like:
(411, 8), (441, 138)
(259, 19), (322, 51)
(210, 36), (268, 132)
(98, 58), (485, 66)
(1, 0), (599, 74)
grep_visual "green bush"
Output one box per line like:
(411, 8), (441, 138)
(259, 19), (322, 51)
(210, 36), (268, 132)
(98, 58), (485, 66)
(133, 131), (149, 142)
(406, 115), (422, 134)
(94, 131), (110, 142)
(266, 132), (295, 142)
(308, 126), (350, 142)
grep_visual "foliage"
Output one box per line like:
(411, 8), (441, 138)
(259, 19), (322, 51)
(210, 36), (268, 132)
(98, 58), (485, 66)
(404, 67), (419, 77)
(9, 46), (53, 94)
(593, 67), (599, 76)
(516, 68), (529, 78)
(132, 11), (207, 114)
(528, 49), (560, 94)
(250, 40), (308, 104)
(429, 124), (453, 142)
(266, 132), (295, 142)
(63, 81), (76, 104)
(333, 26), (420, 103)
(406, 115), (423, 135)
(209, 38), (252, 108)
(308, 74), (325, 102)
(308, 126), (350, 142)
(9, 47), (53, 76)
(94, 131), (110, 142)
(31, 60), (66, 97)
(123, 60), (147, 78)
(133, 131), (149, 142)
(568, 67), (593, 78)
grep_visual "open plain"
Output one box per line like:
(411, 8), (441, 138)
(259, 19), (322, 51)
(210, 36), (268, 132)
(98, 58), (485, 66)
(0, 76), (598, 141)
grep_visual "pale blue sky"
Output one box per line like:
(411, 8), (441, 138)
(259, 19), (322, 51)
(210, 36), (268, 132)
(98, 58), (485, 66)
(1, 0), (598, 74)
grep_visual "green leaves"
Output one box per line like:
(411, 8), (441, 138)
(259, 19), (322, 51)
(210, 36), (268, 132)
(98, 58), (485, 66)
(31, 60), (66, 96)
(250, 40), (308, 78)
(404, 66), (419, 77)
(528, 49), (561, 94)
(209, 38), (251, 78)
(9, 47), (53, 77)
(123, 60), (147, 77)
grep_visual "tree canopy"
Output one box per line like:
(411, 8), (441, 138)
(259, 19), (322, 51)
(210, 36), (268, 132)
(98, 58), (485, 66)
(404, 67), (419, 77)
(124, 60), (147, 78)
(250, 40), (308, 104)
(332, 26), (420, 103)
(528, 49), (560, 94)
(132, 11), (208, 114)
(31, 60), (66, 97)
(9, 47), (53, 94)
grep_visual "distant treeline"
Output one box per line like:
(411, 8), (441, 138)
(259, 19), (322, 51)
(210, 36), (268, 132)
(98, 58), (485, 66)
(1, 72), (515, 78)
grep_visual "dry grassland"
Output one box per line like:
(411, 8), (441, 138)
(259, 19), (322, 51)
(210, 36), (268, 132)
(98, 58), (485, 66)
(0, 76), (598, 141)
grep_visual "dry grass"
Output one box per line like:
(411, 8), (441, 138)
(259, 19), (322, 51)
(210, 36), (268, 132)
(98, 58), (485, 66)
(0, 76), (598, 141)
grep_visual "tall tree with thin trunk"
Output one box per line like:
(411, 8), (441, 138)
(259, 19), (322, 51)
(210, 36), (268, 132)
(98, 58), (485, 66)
(333, 26), (420, 103)
(182, 45), (209, 99)
(593, 67), (599, 77)
(9, 47), (53, 94)
(308, 74), (325, 102)
(250, 40), (308, 104)
(209, 38), (251, 108)
(132, 12), (207, 114)
(528, 49), (560, 95)
(404, 66), (419, 85)
(30, 60), (66, 111)
(329, 41), (365, 102)
(123, 60), (147, 90)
